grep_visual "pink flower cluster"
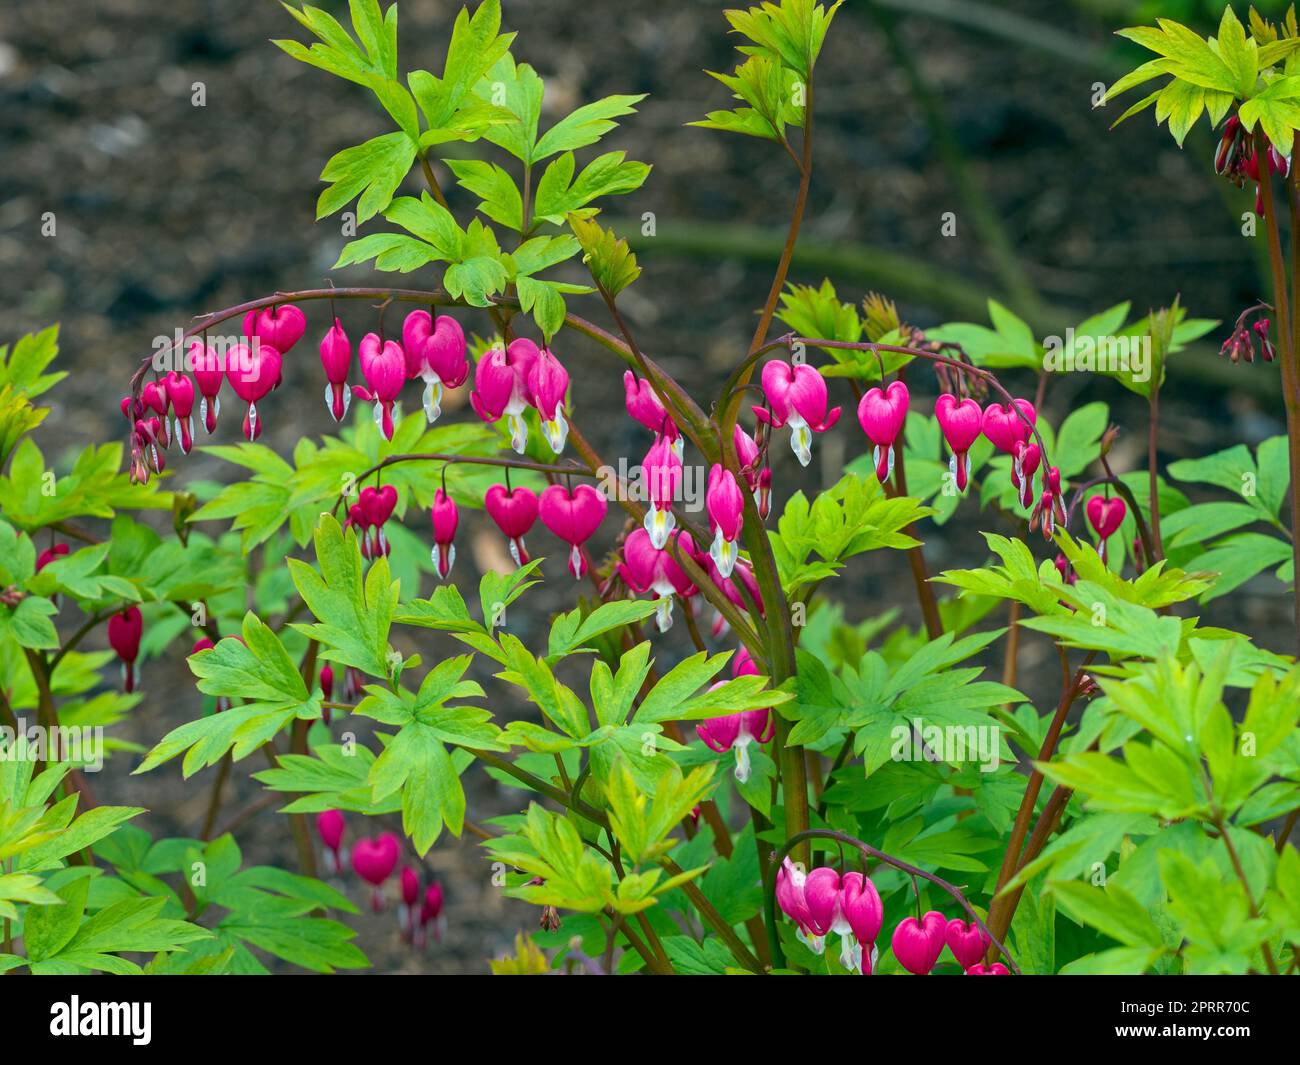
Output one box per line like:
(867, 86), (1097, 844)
(776, 870), (1009, 975)
(776, 859), (883, 972)
(315, 811), (446, 949)
(470, 338), (570, 455)
(891, 909), (1007, 976)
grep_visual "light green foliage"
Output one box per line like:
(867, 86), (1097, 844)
(279, 0), (646, 338)
(1105, 6), (1300, 148)
(691, 0), (843, 141)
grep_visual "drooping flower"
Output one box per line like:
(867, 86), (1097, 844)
(162, 372), (196, 454)
(1086, 493), (1127, 562)
(695, 679), (774, 783)
(803, 868), (884, 973)
(624, 371), (678, 441)
(754, 360), (841, 467)
(934, 394), (983, 492)
(243, 303), (306, 358)
(316, 809), (347, 875)
(891, 910), (948, 974)
(140, 381), (171, 449)
(470, 339), (537, 454)
(351, 832), (400, 911)
(945, 917), (991, 972)
(1215, 114), (1247, 178)
(856, 380), (909, 482)
(399, 865), (421, 939)
(732, 423), (761, 492)
(1240, 133), (1289, 216)
(120, 393), (144, 422)
(430, 488), (459, 580)
(981, 398), (1036, 454)
(641, 434), (682, 549)
(484, 483), (540, 567)
(619, 528), (696, 632)
(705, 464), (745, 579)
(1053, 553), (1077, 587)
(1011, 439), (1041, 509)
(840, 872), (885, 973)
(134, 417), (165, 477)
(1031, 465), (1065, 540)
(402, 310), (468, 423)
(358, 484), (398, 559)
(225, 342), (282, 441)
(539, 483), (608, 579)
(526, 347), (570, 454)
(352, 333), (406, 440)
(188, 338), (224, 434)
(1253, 317), (1277, 362)
(319, 318), (352, 422)
(418, 881), (446, 947)
(967, 962), (1010, 975)
(107, 605), (143, 693)
(775, 857), (825, 955)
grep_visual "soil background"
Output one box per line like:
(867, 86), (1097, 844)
(1, 0), (1295, 973)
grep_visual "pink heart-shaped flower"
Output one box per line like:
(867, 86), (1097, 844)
(351, 832), (400, 886)
(426, 315), (468, 387)
(981, 398), (1036, 453)
(484, 484), (540, 540)
(1086, 494), (1127, 539)
(359, 484), (398, 528)
(107, 605), (143, 662)
(802, 867), (843, 938)
(226, 343), (282, 404)
(857, 380), (909, 447)
(162, 371), (195, 418)
(1014, 440), (1042, 481)
(935, 393), (983, 452)
(402, 309), (434, 378)
(892, 910), (947, 974)
(539, 483), (607, 546)
(840, 871), (884, 948)
(316, 809), (345, 851)
(188, 339), (224, 398)
(357, 334), (406, 402)
(244, 303), (306, 355)
(945, 917), (991, 970)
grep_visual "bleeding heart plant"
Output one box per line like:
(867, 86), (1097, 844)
(12, 0), (1300, 987)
